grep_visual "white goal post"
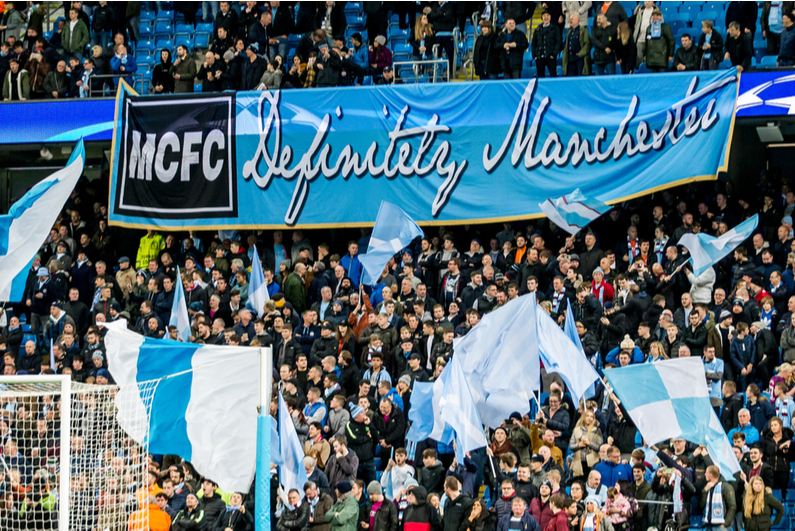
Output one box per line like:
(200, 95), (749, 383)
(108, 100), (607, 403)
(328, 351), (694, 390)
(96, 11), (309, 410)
(0, 376), (152, 531)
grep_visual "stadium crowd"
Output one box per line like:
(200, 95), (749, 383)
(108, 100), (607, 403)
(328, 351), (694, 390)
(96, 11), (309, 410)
(0, 153), (794, 531)
(1, 1), (793, 98)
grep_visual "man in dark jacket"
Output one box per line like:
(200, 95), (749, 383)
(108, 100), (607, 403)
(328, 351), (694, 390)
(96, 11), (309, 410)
(240, 42), (267, 90)
(316, 44), (341, 87)
(171, 44), (197, 93)
(171, 493), (205, 531)
(532, 11), (560, 78)
(198, 479), (226, 526)
(214, 1), (239, 37)
(426, 1), (456, 74)
(724, 21), (753, 71)
(725, 1), (758, 35)
(366, 481), (397, 531)
(697, 20), (724, 70)
(346, 402), (376, 483)
(720, 381), (744, 433)
(442, 476), (473, 531)
(496, 19), (528, 79)
(197, 51), (224, 92)
(248, 10), (272, 59)
(43, 59), (68, 98)
(673, 33), (699, 71)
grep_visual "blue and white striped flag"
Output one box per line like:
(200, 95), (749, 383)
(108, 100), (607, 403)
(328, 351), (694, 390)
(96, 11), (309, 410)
(248, 245), (270, 317)
(563, 299), (596, 401)
(0, 140), (85, 302)
(605, 357), (741, 479)
(538, 308), (601, 407)
(359, 201), (424, 286)
(679, 214), (759, 277)
(277, 392), (309, 499)
(538, 189), (611, 235)
(104, 321), (260, 492)
(169, 266), (191, 342)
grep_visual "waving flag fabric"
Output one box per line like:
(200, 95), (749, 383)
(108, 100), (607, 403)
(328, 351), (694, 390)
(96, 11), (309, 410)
(359, 201), (424, 286)
(604, 357), (741, 479)
(277, 393), (309, 499)
(563, 299), (596, 400)
(248, 245), (270, 317)
(105, 321), (260, 492)
(437, 356), (489, 462)
(538, 189), (611, 235)
(169, 266), (191, 342)
(0, 140), (85, 302)
(679, 215), (759, 277)
(452, 294), (540, 428)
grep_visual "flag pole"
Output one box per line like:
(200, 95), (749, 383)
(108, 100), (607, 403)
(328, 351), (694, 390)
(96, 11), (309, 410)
(256, 347), (273, 531)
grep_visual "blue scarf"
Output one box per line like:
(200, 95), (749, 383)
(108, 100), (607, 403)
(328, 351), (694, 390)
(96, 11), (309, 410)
(650, 21), (662, 39)
(703, 482), (725, 524)
(654, 237), (668, 264)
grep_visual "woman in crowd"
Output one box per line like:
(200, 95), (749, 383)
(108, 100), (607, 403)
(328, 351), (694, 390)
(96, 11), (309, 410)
(760, 417), (794, 501)
(569, 409), (602, 481)
(410, 13), (436, 62)
(152, 49), (174, 94)
(742, 476), (784, 531)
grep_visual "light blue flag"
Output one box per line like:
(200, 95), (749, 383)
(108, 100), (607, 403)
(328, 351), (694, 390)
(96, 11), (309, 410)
(248, 245), (270, 317)
(169, 266), (191, 342)
(49, 339), (55, 373)
(537, 309), (601, 407)
(538, 189), (611, 236)
(437, 356), (489, 463)
(358, 201), (424, 286)
(679, 214), (759, 277)
(104, 321), (260, 492)
(270, 417), (282, 466)
(563, 299), (596, 400)
(0, 140), (85, 302)
(278, 392), (309, 499)
(604, 357), (741, 480)
(405, 382), (436, 442)
(452, 294), (541, 429)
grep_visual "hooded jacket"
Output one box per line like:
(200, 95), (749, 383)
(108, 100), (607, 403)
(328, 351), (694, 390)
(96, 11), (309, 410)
(402, 487), (441, 531)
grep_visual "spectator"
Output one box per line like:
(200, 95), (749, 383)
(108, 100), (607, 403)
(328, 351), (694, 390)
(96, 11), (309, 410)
(742, 476), (785, 531)
(599, 1), (628, 28)
(316, 44), (341, 87)
(762, 1), (787, 56)
(673, 34), (699, 71)
(368, 36), (392, 76)
(561, 14), (591, 76)
(248, 10), (272, 59)
(495, 497), (539, 531)
(43, 59), (68, 99)
(91, 1), (115, 50)
(24, 52), (49, 99)
(631, 1), (656, 66)
(728, 408), (760, 445)
(314, 1), (347, 38)
(725, 21), (754, 72)
(63, 7), (90, 60)
(269, 2), (294, 61)
(411, 14), (436, 63)
(241, 42), (268, 91)
(726, 1), (759, 35)
(348, 33), (369, 70)
(259, 58), (283, 90)
(210, 26), (235, 61)
(171, 44), (197, 93)
(110, 43), (136, 85)
(197, 51), (224, 92)
(152, 49), (175, 94)
(214, 1), (239, 37)
(496, 18), (528, 79)
(698, 20), (724, 70)
(643, 9), (674, 72)
(531, 12), (560, 78)
(591, 14), (617, 75)
(3, 58), (30, 101)
(0, 2), (24, 42)
(425, 1), (456, 75)
(778, 12), (795, 66)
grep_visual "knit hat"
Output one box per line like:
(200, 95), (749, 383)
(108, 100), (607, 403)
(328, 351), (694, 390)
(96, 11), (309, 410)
(719, 310), (732, 321)
(540, 480), (553, 491)
(189, 302), (203, 312)
(247, 42), (260, 53)
(375, 35), (386, 46)
(398, 375), (412, 387)
(531, 454), (544, 463)
(592, 267), (604, 276)
(750, 275), (764, 287)
(336, 480), (352, 494)
(619, 335), (635, 350)
(92, 351), (104, 361)
(584, 496), (601, 507)
(96, 369), (110, 380)
(37, 267), (49, 277)
(404, 477), (419, 489)
(733, 298), (744, 308)
(349, 402), (365, 419)
(223, 49), (236, 62)
(367, 481), (382, 496)
(569, 254), (580, 262)
(51, 301), (62, 308)
(509, 412), (523, 422)
(751, 321), (765, 330)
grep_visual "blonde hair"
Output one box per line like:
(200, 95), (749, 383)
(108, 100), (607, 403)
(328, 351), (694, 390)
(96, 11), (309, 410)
(744, 476), (766, 518)
(91, 45), (102, 55)
(617, 21), (630, 45)
(413, 14), (433, 41)
(649, 341), (668, 359)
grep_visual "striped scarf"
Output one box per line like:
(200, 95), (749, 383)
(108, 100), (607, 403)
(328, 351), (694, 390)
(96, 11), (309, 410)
(777, 397), (791, 426)
(627, 237), (640, 265)
(552, 289), (566, 313)
(654, 237), (668, 264)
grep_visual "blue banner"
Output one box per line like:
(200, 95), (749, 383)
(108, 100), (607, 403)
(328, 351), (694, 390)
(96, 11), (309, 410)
(0, 98), (115, 144)
(108, 70), (738, 229)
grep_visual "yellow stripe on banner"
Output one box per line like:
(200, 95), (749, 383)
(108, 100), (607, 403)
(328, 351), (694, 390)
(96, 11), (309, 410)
(108, 79), (138, 218)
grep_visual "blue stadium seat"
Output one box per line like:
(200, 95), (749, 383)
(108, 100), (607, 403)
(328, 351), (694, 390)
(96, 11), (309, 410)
(155, 39), (174, 52)
(556, 65), (563, 76)
(175, 36), (194, 51)
(695, 10), (720, 25)
(521, 67), (537, 79)
(363, 75), (373, 85)
(140, 10), (156, 24)
(760, 55), (778, 68)
(638, 62), (650, 73)
(194, 33), (210, 49)
(669, 20), (688, 34)
(392, 43), (412, 60)
(194, 82), (203, 92)
(195, 22), (214, 39)
(344, 2), (363, 16)
(43, 30), (53, 41)
(156, 10), (175, 23)
(139, 56), (156, 70)
(754, 43), (768, 61)
(667, 12), (692, 24)
(139, 23), (153, 40)
(660, 4), (679, 16)
(137, 40), (155, 54)
(703, 1), (727, 12)
(155, 21), (174, 41)
(175, 23), (194, 37)
(679, 3), (703, 16)
(347, 16), (365, 30)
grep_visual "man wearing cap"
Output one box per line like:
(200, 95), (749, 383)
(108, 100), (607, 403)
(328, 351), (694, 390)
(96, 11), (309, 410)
(26, 267), (53, 341)
(366, 480), (397, 531)
(316, 43), (342, 87)
(328, 480), (358, 531)
(346, 402), (376, 483)
(43, 301), (75, 346)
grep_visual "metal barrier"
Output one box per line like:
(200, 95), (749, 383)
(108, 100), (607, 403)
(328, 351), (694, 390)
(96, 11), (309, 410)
(392, 59), (450, 83)
(87, 73), (145, 98)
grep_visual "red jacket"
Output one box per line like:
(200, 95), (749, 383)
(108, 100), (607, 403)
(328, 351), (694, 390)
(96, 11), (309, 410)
(544, 511), (568, 531)
(529, 498), (553, 530)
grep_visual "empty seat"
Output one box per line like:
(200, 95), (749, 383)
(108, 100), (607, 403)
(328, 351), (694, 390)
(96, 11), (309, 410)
(175, 23), (194, 37)
(156, 10), (175, 23)
(154, 21), (174, 40)
(760, 55), (778, 67)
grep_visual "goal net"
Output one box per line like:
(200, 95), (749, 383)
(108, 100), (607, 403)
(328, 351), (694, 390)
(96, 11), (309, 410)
(0, 376), (158, 531)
